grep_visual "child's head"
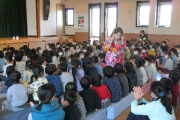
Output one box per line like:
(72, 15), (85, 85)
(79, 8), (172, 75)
(169, 71), (180, 84)
(98, 53), (106, 63)
(133, 48), (139, 55)
(124, 61), (133, 72)
(26, 52), (34, 61)
(30, 65), (44, 84)
(131, 44), (135, 50)
(5, 54), (12, 63)
(84, 51), (91, 58)
(144, 57), (151, 67)
(36, 83), (56, 111)
(65, 82), (77, 92)
(151, 46), (156, 52)
(148, 55), (155, 63)
(114, 63), (124, 73)
(15, 53), (22, 62)
(103, 66), (115, 78)
(165, 39), (169, 44)
(160, 77), (173, 92)
(79, 52), (84, 60)
(49, 51), (55, 57)
(57, 49), (64, 56)
(164, 51), (171, 58)
(45, 56), (52, 65)
(134, 58), (143, 68)
(6, 66), (15, 76)
(74, 53), (80, 60)
(31, 49), (36, 55)
(37, 47), (42, 54)
(36, 56), (45, 65)
(142, 47), (147, 53)
(85, 57), (93, 68)
(65, 48), (70, 54)
(26, 60), (34, 70)
(91, 74), (102, 87)
(0, 51), (4, 58)
(92, 56), (98, 63)
(60, 57), (67, 63)
(80, 76), (91, 90)
(170, 48), (178, 56)
(61, 90), (77, 107)
(59, 62), (67, 72)
(45, 64), (56, 75)
(10, 71), (22, 84)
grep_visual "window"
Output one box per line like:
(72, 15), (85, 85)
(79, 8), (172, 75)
(65, 8), (74, 26)
(156, 1), (172, 27)
(104, 3), (118, 37)
(136, 1), (150, 27)
(89, 3), (101, 43)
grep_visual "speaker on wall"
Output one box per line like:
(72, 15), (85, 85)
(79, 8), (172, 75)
(43, 0), (50, 20)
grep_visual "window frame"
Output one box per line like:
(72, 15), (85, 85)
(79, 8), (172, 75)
(104, 2), (118, 38)
(65, 8), (74, 26)
(155, 0), (172, 28)
(136, 1), (150, 27)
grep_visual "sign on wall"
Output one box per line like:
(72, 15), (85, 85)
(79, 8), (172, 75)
(74, 14), (88, 28)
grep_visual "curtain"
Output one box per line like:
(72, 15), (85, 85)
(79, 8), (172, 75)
(0, 0), (27, 38)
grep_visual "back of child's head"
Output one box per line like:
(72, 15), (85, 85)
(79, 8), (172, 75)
(114, 63), (124, 73)
(71, 58), (81, 68)
(59, 62), (67, 72)
(84, 51), (91, 58)
(124, 61), (133, 72)
(31, 49), (36, 55)
(103, 66), (115, 78)
(92, 56), (98, 63)
(36, 83), (56, 111)
(63, 90), (77, 105)
(25, 60), (34, 70)
(85, 57), (93, 68)
(74, 53), (80, 59)
(148, 55), (155, 62)
(36, 56), (45, 65)
(144, 57), (151, 63)
(10, 71), (21, 84)
(80, 76), (91, 90)
(0, 51), (4, 58)
(135, 58), (143, 68)
(160, 77), (173, 92)
(15, 53), (22, 62)
(26, 52), (34, 60)
(45, 64), (56, 75)
(30, 65), (44, 84)
(59, 57), (67, 63)
(169, 71), (180, 84)
(98, 53), (106, 63)
(5, 54), (12, 62)
(45, 55), (52, 64)
(49, 51), (54, 57)
(6, 66), (15, 76)
(42, 50), (49, 58)
(65, 82), (77, 92)
(91, 74), (102, 87)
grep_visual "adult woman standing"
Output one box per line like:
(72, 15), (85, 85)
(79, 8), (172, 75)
(104, 27), (126, 66)
(131, 81), (176, 120)
(139, 30), (147, 41)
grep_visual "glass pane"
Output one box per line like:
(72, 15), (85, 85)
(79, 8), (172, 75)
(107, 8), (117, 36)
(67, 10), (73, 25)
(159, 4), (172, 26)
(92, 8), (100, 36)
(139, 6), (150, 26)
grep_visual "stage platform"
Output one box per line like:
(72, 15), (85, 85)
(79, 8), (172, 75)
(0, 36), (76, 51)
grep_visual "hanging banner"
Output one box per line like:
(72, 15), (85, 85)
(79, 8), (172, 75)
(74, 14), (88, 28)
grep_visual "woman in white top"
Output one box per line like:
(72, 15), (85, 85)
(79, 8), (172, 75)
(131, 81), (176, 120)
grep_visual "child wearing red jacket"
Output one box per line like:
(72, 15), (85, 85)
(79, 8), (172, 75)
(91, 74), (111, 109)
(169, 71), (180, 113)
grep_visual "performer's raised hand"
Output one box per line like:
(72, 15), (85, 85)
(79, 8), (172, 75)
(110, 34), (115, 44)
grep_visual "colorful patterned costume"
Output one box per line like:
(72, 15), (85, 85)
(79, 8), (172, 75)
(104, 36), (126, 66)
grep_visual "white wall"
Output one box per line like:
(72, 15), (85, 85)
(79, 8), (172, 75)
(40, 0), (64, 36)
(26, 0), (37, 36)
(64, 0), (180, 35)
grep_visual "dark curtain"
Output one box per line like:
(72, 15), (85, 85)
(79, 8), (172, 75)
(0, 0), (27, 38)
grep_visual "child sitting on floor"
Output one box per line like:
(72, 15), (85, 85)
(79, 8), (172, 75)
(91, 74), (111, 108)
(65, 82), (87, 120)
(79, 76), (100, 114)
(2, 71), (28, 112)
(103, 66), (122, 103)
(61, 90), (79, 120)
(28, 83), (65, 120)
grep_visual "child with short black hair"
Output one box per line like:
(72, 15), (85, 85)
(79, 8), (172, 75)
(79, 76), (100, 114)
(103, 66), (122, 103)
(98, 53), (106, 69)
(36, 56), (47, 78)
(1, 66), (14, 93)
(93, 56), (103, 78)
(15, 52), (26, 78)
(124, 62), (137, 91)
(3, 54), (13, 78)
(141, 47), (147, 59)
(46, 64), (63, 97)
(26, 52), (34, 61)
(61, 90), (79, 120)
(65, 82), (87, 120)
(160, 77), (173, 100)
(91, 74), (111, 108)
(2, 71), (28, 111)
(114, 63), (129, 97)
(84, 57), (98, 78)
(59, 63), (74, 92)
(28, 65), (48, 104)
(28, 83), (65, 120)
(22, 60), (34, 84)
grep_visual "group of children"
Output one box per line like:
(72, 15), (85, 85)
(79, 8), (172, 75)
(0, 38), (179, 120)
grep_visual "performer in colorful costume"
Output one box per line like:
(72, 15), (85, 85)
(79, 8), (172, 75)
(104, 27), (126, 66)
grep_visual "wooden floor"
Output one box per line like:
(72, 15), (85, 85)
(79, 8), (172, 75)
(115, 92), (180, 120)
